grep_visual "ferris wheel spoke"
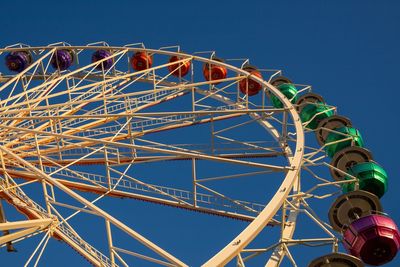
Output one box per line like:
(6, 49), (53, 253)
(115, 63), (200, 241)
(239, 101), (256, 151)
(134, 137), (287, 169)
(5, 164), (271, 222)
(0, 219), (52, 247)
(1, 54), (138, 144)
(7, 78), (255, 133)
(111, 246), (177, 267)
(1, 60), (246, 125)
(0, 144), (188, 266)
(0, 115), (290, 224)
(106, 166), (273, 220)
(0, 49), (128, 109)
(2, 73), (288, 164)
(0, 75), (251, 130)
(3, 108), (283, 151)
(0, 175), (114, 266)
(0, 53), (195, 115)
(0, 79), (123, 145)
(2, 123), (290, 172)
(39, 154), (110, 190)
(24, 230), (51, 267)
(29, 152), (283, 166)
(2, 89), (189, 151)
(195, 183), (261, 214)
(4, 136), (275, 224)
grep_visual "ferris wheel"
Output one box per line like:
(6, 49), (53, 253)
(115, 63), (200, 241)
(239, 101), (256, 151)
(0, 41), (398, 267)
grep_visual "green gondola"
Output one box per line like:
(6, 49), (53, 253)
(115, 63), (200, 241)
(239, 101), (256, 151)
(343, 161), (388, 198)
(300, 102), (334, 129)
(270, 83), (298, 108)
(325, 127), (364, 157)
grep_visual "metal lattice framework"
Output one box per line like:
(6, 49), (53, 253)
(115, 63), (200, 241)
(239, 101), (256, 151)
(0, 42), (386, 267)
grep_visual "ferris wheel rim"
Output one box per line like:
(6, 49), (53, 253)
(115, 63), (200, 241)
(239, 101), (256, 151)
(0, 44), (306, 266)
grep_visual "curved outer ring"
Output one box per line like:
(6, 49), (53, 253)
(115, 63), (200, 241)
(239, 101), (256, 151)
(198, 55), (304, 266)
(0, 46), (305, 266)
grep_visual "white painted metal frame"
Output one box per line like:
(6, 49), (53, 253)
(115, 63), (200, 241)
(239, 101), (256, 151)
(0, 44), (361, 267)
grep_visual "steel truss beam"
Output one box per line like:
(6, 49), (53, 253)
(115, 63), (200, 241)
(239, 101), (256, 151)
(0, 45), (308, 266)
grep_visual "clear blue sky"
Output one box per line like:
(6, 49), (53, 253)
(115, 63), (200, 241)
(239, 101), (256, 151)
(0, 0), (399, 266)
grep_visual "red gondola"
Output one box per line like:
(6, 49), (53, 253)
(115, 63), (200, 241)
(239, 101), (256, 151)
(203, 58), (227, 84)
(168, 55), (190, 77)
(131, 51), (153, 71)
(239, 66), (263, 96)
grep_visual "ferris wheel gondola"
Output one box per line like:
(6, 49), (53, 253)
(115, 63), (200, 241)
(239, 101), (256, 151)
(0, 42), (397, 266)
